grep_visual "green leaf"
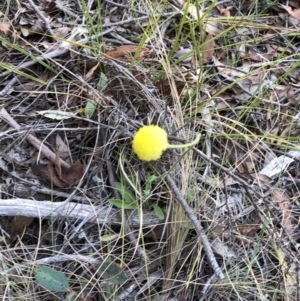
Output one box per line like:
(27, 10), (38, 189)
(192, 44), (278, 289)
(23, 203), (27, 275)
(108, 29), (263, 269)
(97, 72), (108, 91)
(152, 294), (163, 300)
(37, 110), (77, 120)
(108, 198), (138, 210)
(128, 175), (138, 188)
(115, 182), (135, 204)
(0, 61), (47, 84)
(34, 266), (69, 292)
(100, 233), (119, 242)
(85, 100), (96, 118)
(151, 204), (164, 219)
(97, 261), (127, 285)
(143, 175), (157, 196)
(66, 292), (76, 301)
(109, 183), (138, 209)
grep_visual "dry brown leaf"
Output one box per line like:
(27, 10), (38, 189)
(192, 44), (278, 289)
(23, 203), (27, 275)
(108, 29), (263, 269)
(32, 162), (61, 187)
(55, 150), (62, 180)
(236, 157), (255, 174)
(238, 216), (261, 237)
(53, 27), (71, 38)
(280, 4), (300, 20)
(9, 216), (34, 238)
(246, 48), (275, 62)
(155, 78), (185, 97)
(202, 34), (215, 63)
(252, 174), (273, 189)
(0, 22), (11, 35)
(273, 190), (293, 236)
(214, 58), (245, 77)
(31, 164), (50, 181)
(105, 45), (150, 60)
(47, 161), (66, 187)
(176, 0), (185, 6)
(40, 0), (57, 12)
(187, 4), (203, 20)
(131, 68), (146, 83)
(225, 137), (260, 174)
(217, 5), (233, 18)
(62, 160), (84, 185)
(181, 0), (221, 35)
(20, 27), (29, 37)
(172, 0), (220, 34)
(205, 20), (221, 35)
(32, 159), (84, 187)
(225, 139), (245, 172)
(56, 135), (71, 161)
(33, 20), (46, 34)
(286, 86), (297, 105)
(289, 0), (300, 8)
(246, 72), (265, 85)
(21, 21), (46, 36)
(85, 62), (100, 81)
(144, 225), (167, 241)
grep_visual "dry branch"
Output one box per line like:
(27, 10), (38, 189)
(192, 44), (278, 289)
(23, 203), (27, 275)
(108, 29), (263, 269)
(158, 165), (225, 280)
(0, 199), (163, 228)
(0, 108), (71, 169)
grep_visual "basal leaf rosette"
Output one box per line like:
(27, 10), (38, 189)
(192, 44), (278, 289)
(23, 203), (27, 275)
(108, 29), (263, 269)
(132, 125), (200, 161)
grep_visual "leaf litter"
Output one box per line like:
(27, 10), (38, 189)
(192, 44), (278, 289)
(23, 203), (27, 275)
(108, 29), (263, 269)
(0, 0), (300, 300)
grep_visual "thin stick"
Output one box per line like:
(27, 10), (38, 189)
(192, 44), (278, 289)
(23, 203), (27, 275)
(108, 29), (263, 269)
(0, 199), (161, 227)
(0, 108), (71, 169)
(27, 0), (56, 37)
(157, 165), (225, 280)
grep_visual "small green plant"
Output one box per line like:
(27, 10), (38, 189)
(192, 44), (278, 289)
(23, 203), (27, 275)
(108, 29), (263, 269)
(108, 175), (165, 219)
(84, 72), (108, 118)
(34, 266), (75, 300)
(108, 182), (138, 210)
(34, 263), (127, 299)
(96, 259), (127, 285)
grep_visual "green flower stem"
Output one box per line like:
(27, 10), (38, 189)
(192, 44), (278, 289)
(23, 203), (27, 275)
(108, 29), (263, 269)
(167, 134), (201, 149)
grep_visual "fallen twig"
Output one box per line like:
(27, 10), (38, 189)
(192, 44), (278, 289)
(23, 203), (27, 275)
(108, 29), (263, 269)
(28, 0), (56, 37)
(0, 108), (71, 169)
(0, 199), (163, 227)
(157, 165), (225, 280)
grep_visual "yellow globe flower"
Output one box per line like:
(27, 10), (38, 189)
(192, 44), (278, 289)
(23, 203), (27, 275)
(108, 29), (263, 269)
(132, 125), (201, 161)
(132, 125), (169, 161)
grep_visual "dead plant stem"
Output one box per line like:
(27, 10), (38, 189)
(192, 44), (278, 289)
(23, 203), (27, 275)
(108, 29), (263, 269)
(157, 165), (225, 280)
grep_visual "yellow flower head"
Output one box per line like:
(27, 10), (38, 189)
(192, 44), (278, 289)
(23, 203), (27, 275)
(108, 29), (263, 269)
(132, 125), (201, 161)
(132, 125), (169, 161)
